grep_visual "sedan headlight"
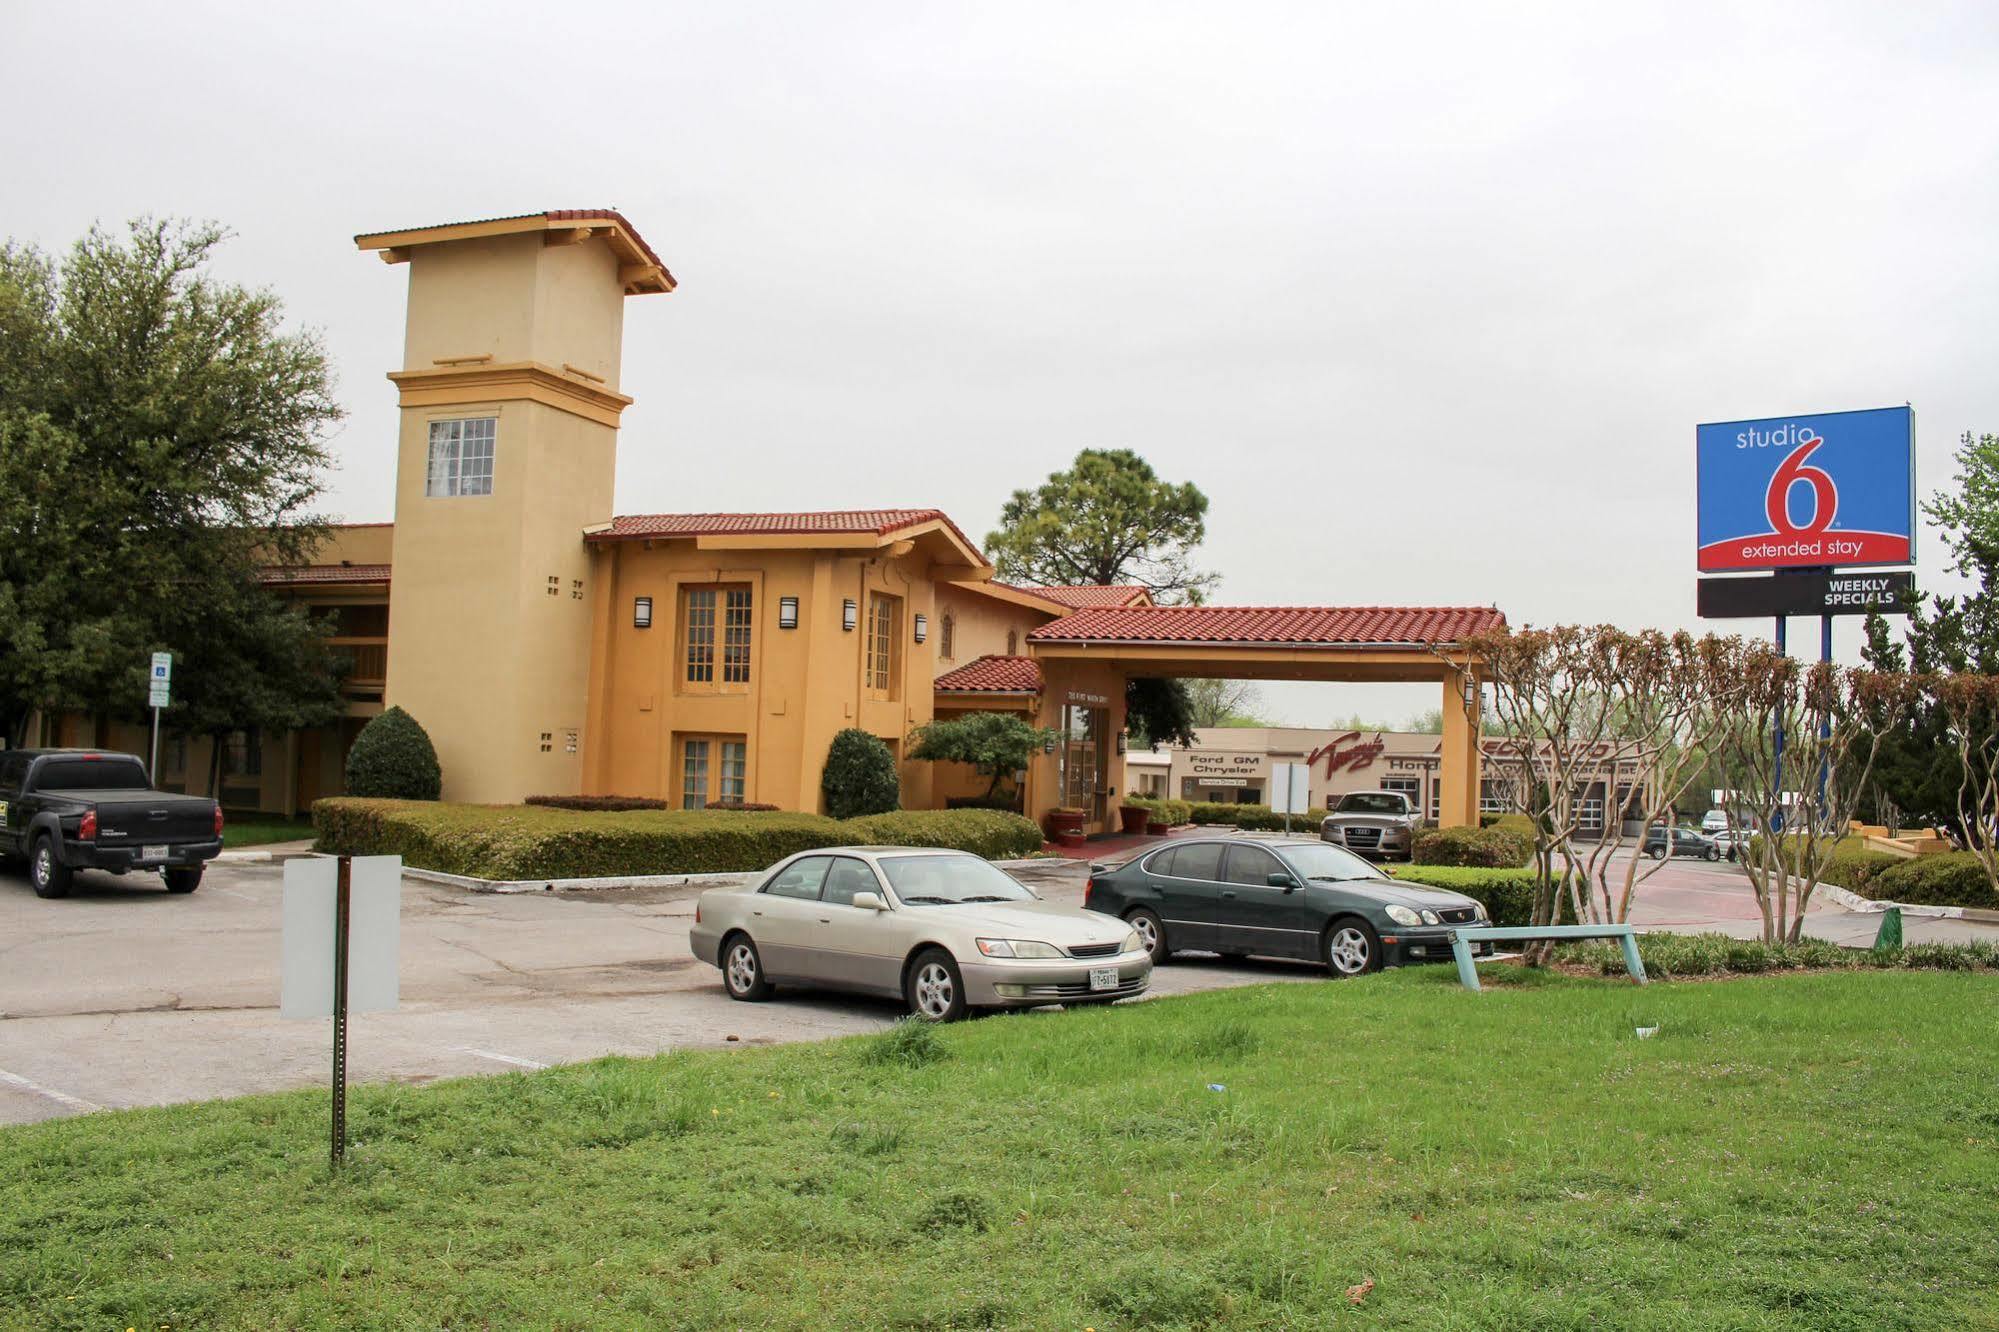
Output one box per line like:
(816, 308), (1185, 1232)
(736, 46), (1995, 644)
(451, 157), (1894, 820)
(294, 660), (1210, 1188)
(1472, 900), (1489, 921)
(1121, 929), (1143, 954)
(1384, 905), (1423, 927)
(976, 938), (1064, 959)
(1420, 909), (1442, 925)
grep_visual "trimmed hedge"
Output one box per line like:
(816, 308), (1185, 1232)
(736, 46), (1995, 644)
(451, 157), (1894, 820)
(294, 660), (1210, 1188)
(1123, 796), (1193, 827)
(1556, 931), (1999, 979)
(1870, 852), (1997, 911)
(312, 799), (1042, 880)
(525, 795), (668, 812)
(1389, 865), (1539, 927)
(1412, 823), (1533, 868)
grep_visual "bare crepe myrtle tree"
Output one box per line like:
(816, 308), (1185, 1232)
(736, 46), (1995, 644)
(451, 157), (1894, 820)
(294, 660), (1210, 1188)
(1568, 631), (1746, 925)
(1456, 627), (1628, 959)
(1709, 642), (1915, 943)
(1935, 673), (1999, 898)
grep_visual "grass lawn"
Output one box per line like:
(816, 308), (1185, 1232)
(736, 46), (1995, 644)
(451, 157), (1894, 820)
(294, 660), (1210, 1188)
(220, 815), (315, 849)
(4, 968), (1998, 1329)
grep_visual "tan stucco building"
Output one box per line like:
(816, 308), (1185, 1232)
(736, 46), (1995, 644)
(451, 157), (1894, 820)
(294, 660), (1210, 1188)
(48, 210), (1505, 836)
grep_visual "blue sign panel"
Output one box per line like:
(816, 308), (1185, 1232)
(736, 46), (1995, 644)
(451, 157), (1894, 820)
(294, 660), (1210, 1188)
(1696, 406), (1914, 572)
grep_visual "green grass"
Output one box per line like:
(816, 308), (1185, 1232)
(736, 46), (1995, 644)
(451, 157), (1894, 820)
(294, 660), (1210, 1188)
(221, 815), (315, 848)
(5, 970), (1999, 1329)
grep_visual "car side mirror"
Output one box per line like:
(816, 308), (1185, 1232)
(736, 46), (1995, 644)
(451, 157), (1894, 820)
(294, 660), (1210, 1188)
(850, 891), (886, 912)
(1267, 872), (1299, 891)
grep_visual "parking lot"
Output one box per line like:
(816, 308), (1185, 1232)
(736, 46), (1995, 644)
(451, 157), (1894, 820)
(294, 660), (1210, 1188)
(4, 843), (1988, 1126)
(0, 855), (1322, 1126)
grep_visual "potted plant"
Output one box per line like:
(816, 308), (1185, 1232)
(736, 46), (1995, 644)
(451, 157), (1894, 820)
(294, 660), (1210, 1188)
(1119, 803), (1151, 835)
(1046, 807), (1087, 840)
(1146, 816), (1170, 836)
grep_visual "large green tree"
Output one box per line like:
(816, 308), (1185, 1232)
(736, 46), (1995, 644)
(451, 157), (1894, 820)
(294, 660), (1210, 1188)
(984, 448), (1218, 602)
(0, 219), (345, 751)
(1860, 431), (1999, 834)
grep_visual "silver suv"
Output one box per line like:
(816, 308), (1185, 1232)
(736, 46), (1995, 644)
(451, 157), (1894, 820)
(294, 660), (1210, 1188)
(1321, 790), (1423, 861)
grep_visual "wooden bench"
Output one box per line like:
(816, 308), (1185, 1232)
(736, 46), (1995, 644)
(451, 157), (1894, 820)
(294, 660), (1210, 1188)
(1447, 924), (1648, 992)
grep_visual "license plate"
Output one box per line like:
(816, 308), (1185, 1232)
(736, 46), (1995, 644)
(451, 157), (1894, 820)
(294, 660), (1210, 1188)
(1088, 967), (1118, 992)
(143, 844), (169, 862)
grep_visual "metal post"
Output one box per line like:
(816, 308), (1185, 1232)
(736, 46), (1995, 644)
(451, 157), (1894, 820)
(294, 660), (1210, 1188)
(1772, 616), (1786, 832)
(148, 705), (160, 783)
(1818, 613), (1833, 812)
(331, 855), (351, 1168)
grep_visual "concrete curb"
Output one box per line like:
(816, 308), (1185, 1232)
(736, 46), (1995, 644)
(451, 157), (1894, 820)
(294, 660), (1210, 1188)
(1812, 881), (1999, 923)
(403, 866), (759, 895)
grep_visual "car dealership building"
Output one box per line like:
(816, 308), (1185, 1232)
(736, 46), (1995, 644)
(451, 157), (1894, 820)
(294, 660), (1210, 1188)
(37, 210), (1504, 836)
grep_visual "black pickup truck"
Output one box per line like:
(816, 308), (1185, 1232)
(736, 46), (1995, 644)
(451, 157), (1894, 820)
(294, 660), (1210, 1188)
(0, 749), (223, 898)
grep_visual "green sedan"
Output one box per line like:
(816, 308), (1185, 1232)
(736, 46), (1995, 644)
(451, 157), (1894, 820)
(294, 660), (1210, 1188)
(1082, 836), (1490, 976)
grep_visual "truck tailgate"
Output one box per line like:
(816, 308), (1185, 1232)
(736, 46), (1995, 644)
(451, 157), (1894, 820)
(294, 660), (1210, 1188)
(85, 792), (217, 843)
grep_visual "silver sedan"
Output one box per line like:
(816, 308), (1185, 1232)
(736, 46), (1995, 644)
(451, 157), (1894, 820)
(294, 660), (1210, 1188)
(690, 847), (1151, 1021)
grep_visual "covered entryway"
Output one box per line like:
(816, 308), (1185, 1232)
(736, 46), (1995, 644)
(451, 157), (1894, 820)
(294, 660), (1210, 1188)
(1019, 605), (1504, 837)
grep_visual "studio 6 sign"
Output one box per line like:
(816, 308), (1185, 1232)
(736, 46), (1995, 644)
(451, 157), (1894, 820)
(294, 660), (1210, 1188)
(1695, 406), (1914, 572)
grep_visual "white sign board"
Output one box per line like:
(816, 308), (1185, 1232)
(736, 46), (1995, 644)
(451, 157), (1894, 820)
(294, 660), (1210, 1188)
(281, 855), (401, 1019)
(1269, 762), (1313, 816)
(150, 651), (172, 682)
(148, 682), (171, 708)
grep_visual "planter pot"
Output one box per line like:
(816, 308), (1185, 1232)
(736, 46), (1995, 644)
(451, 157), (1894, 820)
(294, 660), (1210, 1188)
(1054, 829), (1088, 849)
(1146, 821), (1170, 837)
(1046, 808), (1087, 839)
(1119, 806), (1151, 835)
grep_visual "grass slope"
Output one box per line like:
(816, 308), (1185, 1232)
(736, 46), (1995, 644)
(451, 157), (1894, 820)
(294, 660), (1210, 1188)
(4, 969), (1998, 1329)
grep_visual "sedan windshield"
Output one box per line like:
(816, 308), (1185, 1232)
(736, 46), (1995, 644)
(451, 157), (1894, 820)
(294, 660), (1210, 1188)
(1335, 793), (1407, 814)
(1273, 842), (1390, 883)
(880, 854), (1034, 905)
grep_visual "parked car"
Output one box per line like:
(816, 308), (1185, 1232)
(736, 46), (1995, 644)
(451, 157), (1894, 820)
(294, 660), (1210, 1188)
(1083, 836), (1490, 976)
(1709, 826), (1748, 861)
(1700, 809), (1728, 834)
(1643, 825), (1720, 862)
(689, 847), (1150, 1021)
(0, 749), (223, 898)
(1320, 790), (1424, 861)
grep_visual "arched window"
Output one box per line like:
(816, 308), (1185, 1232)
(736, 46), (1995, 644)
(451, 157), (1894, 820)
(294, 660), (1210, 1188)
(1006, 629), (1018, 655)
(940, 613), (956, 660)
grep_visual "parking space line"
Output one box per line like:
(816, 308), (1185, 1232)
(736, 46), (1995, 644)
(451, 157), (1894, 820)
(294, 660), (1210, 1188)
(449, 1046), (549, 1070)
(0, 1066), (104, 1113)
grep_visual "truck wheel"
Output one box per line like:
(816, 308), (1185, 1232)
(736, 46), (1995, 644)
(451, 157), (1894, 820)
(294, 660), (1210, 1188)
(30, 835), (72, 899)
(164, 866), (203, 894)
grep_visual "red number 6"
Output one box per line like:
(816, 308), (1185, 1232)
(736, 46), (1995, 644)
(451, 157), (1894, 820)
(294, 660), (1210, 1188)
(1766, 435), (1837, 537)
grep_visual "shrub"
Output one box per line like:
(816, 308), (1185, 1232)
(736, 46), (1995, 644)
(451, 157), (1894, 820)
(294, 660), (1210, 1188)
(1871, 852), (1997, 910)
(1124, 796), (1192, 826)
(525, 794), (667, 812)
(1413, 822), (1533, 868)
(841, 809), (1044, 860)
(1555, 931), (1999, 978)
(311, 800), (1044, 879)
(822, 728), (901, 819)
(343, 706), (442, 800)
(707, 800), (782, 812)
(1389, 865), (1539, 926)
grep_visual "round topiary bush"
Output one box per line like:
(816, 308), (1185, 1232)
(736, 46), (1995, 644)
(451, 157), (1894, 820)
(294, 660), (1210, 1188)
(344, 705), (443, 800)
(821, 727), (900, 819)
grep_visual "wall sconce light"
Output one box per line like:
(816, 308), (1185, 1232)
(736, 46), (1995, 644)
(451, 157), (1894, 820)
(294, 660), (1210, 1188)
(778, 596), (799, 629)
(1043, 738), (1057, 755)
(1116, 731), (1128, 755)
(842, 599), (858, 631)
(913, 613), (928, 643)
(633, 596), (653, 629)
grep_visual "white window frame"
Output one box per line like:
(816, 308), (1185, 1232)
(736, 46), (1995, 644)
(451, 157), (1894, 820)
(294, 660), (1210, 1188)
(425, 416), (497, 498)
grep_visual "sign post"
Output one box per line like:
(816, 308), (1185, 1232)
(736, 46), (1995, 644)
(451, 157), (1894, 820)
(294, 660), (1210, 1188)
(147, 652), (172, 780)
(1269, 762), (1312, 835)
(282, 854), (400, 1168)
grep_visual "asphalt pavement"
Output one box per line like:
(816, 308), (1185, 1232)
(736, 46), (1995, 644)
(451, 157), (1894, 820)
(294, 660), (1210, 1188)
(1, 845), (1990, 1126)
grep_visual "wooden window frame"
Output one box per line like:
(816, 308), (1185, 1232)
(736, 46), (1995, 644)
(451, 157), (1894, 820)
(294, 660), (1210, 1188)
(865, 592), (901, 700)
(679, 583), (752, 695)
(677, 732), (749, 808)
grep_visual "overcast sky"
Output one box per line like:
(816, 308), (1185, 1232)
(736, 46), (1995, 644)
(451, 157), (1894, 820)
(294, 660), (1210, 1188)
(7, 1), (1997, 725)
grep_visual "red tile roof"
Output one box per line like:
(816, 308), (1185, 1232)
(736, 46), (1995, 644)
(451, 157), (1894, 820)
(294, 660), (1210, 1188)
(1026, 605), (1505, 647)
(934, 655), (1043, 694)
(1004, 583), (1153, 609)
(258, 564), (392, 586)
(593, 509), (982, 553)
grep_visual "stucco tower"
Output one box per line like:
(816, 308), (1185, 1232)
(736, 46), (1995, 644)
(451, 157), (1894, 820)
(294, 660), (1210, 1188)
(354, 211), (673, 803)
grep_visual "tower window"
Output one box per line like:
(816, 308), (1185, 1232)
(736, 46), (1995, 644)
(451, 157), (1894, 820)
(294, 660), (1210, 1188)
(865, 592), (901, 699)
(425, 417), (497, 497)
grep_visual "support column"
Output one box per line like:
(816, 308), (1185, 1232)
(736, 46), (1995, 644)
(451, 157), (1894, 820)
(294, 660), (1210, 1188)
(1439, 666), (1482, 828)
